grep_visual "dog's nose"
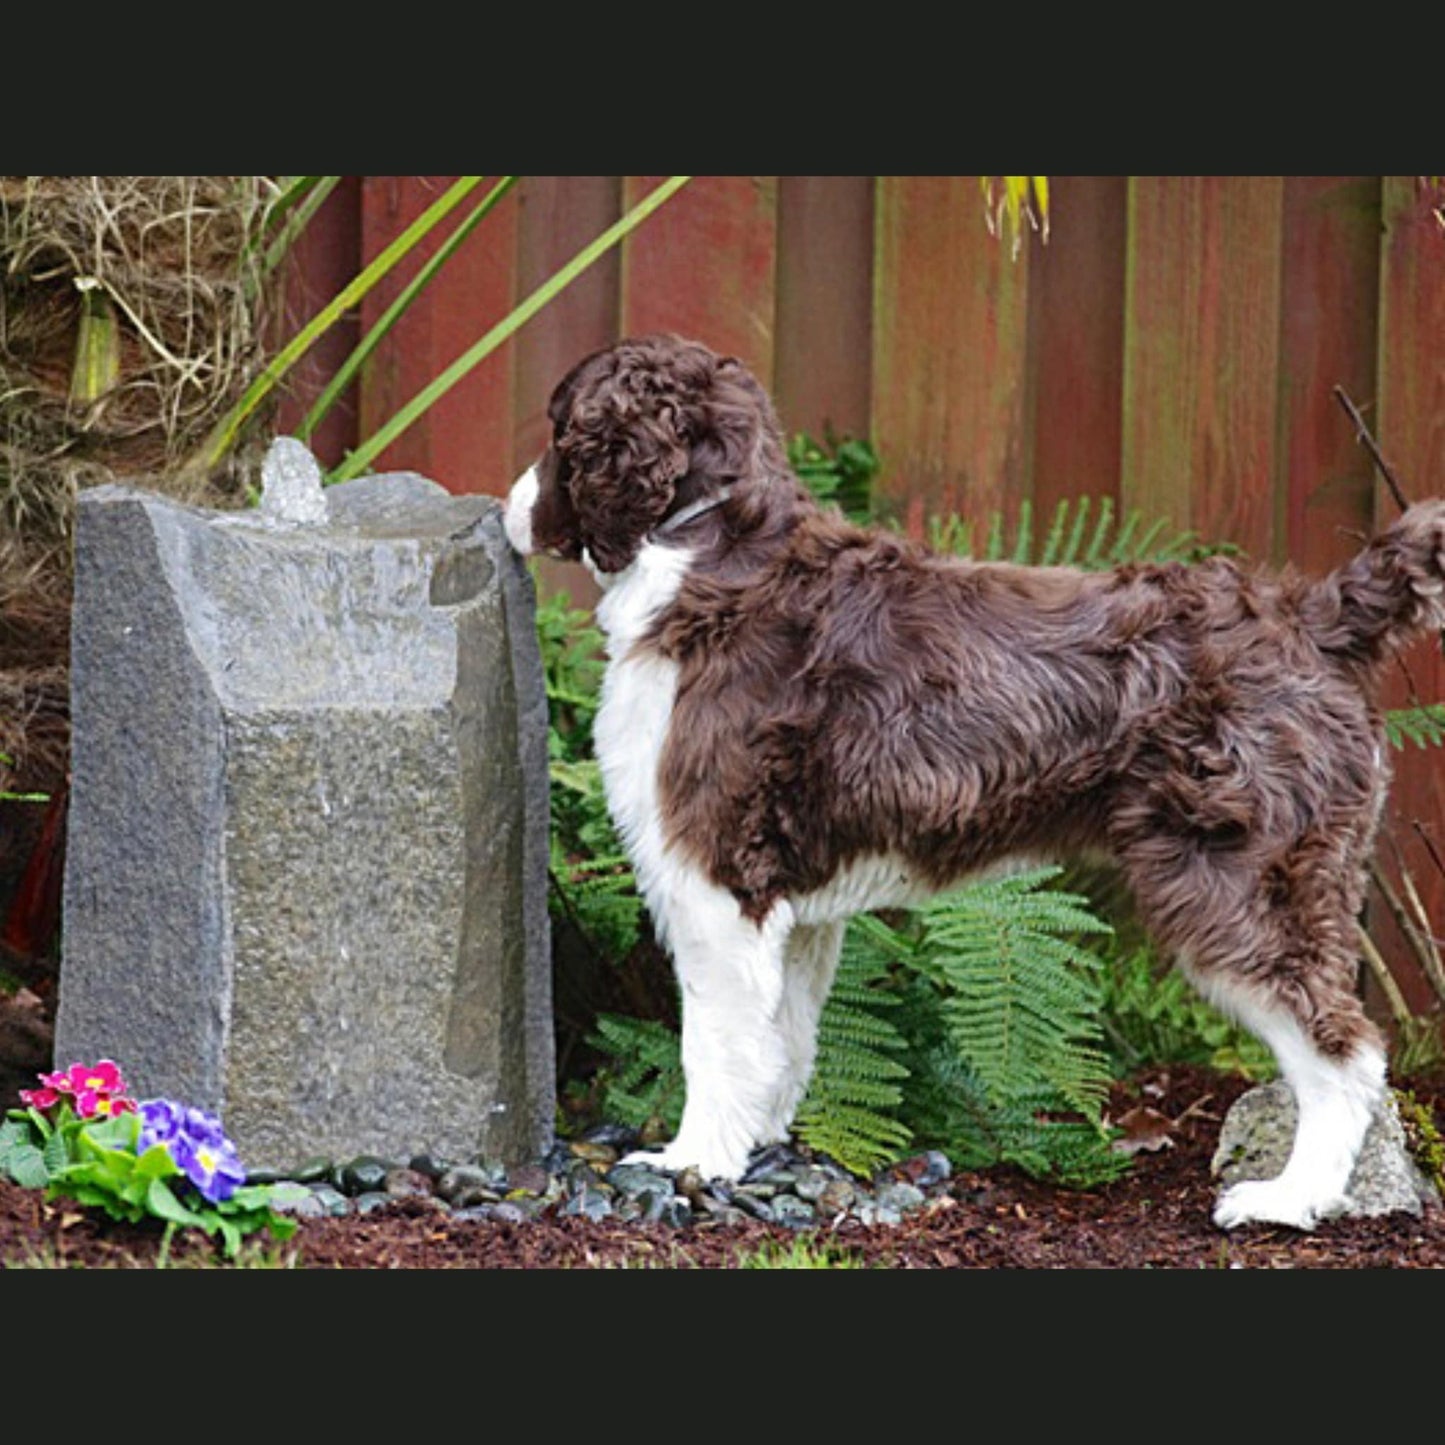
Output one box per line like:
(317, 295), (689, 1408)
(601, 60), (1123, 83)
(503, 465), (539, 556)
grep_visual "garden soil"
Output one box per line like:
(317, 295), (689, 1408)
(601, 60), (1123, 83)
(3, 1040), (1442, 1268)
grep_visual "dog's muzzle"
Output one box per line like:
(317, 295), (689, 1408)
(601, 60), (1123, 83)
(503, 465), (539, 556)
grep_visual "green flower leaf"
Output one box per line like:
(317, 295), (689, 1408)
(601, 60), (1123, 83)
(145, 1177), (210, 1230)
(41, 1128), (70, 1177)
(215, 1215), (242, 1259)
(6, 1143), (49, 1190)
(0, 1114), (33, 1167)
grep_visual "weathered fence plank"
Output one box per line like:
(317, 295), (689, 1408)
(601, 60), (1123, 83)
(773, 176), (875, 444)
(1279, 176), (1381, 574)
(1372, 177), (1445, 1011)
(274, 177), (363, 474)
(619, 176), (778, 385)
(512, 176), (620, 609)
(357, 176), (520, 494)
(1122, 176), (1284, 560)
(871, 176), (1032, 543)
(1025, 175), (1128, 529)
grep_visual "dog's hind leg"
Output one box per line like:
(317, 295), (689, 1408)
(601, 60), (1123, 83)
(621, 869), (798, 1181)
(1207, 995), (1385, 1231)
(1130, 837), (1387, 1230)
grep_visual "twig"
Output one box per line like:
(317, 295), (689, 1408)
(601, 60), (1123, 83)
(1393, 845), (1445, 998)
(1411, 818), (1445, 887)
(1357, 922), (1417, 1028)
(1333, 386), (1412, 515)
(1371, 856), (1445, 1006)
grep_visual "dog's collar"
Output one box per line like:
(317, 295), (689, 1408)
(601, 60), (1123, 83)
(654, 487), (732, 537)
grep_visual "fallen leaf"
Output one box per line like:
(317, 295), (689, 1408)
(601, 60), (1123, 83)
(1112, 1104), (1177, 1156)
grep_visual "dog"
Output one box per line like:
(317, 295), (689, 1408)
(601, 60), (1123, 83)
(504, 332), (1445, 1230)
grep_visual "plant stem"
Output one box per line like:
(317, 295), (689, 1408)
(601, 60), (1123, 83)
(1357, 923), (1416, 1028)
(1370, 859), (1445, 1006)
(1333, 385), (1412, 514)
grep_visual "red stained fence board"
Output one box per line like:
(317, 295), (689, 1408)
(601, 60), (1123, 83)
(871, 176), (1032, 543)
(1025, 175), (1128, 529)
(620, 176), (778, 386)
(1122, 177), (1284, 562)
(1371, 178), (1445, 1013)
(274, 177), (363, 474)
(772, 176), (874, 444)
(1278, 176), (1381, 575)
(357, 176), (519, 496)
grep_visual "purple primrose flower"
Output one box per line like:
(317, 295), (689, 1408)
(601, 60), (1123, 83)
(138, 1098), (247, 1204)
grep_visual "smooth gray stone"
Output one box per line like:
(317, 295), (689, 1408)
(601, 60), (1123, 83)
(1212, 1080), (1439, 1219)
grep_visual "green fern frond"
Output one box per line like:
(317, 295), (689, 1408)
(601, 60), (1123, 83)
(914, 867), (1117, 1127)
(793, 918), (914, 1176)
(1384, 704), (1445, 750)
(929, 495), (1217, 570)
(588, 1014), (685, 1134)
(549, 757), (603, 796)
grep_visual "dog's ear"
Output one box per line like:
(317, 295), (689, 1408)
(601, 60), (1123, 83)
(558, 351), (692, 573)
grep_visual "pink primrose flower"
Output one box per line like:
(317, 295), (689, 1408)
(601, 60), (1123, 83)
(28, 1059), (137, 1119)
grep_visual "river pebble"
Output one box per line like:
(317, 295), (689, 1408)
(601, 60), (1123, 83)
(266, 1139), (962, 1233)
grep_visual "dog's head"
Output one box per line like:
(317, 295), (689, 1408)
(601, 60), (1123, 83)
(504, 333), (790, 575)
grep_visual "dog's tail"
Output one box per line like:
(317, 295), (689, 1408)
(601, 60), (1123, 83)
(1300, 498), (1445, 674)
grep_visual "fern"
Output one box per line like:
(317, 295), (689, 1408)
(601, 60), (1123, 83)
(788, 430), (880, 524)
(1384, 704), (1445, 751)
(535, 585), (643, 961)
(792, 915), (915, 1176)
(915, 868), (1116, 1119)
(584, 869), (1133, 1187)
(588, 1014), (685, 1135)
(893, 1020), (1130, 1188)
(928, 494), (1226, 570)
(881, 867), (1129, 1186)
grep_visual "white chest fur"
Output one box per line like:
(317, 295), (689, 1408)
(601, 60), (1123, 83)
(591, 544), (692, 922)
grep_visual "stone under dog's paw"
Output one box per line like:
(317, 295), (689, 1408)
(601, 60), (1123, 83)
(1212, 1177), (1346, 1232)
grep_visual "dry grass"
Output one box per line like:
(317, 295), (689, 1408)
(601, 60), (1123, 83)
(0, 176), (284, 786)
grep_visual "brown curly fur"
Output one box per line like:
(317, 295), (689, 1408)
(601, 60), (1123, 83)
(527, 334), (1445, 1073)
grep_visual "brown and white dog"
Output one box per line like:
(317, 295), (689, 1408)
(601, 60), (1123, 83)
(505, 332), (1445, 1229)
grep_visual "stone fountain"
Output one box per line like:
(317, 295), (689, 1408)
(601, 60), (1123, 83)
(54, 441), (554, 1172)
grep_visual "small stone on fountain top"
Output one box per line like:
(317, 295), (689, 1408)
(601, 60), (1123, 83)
(259, 436), (329, 528)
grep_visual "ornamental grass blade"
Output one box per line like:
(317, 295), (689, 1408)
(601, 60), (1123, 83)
(200, 175), (491, 472)
(69, 278), (120, 406)
(260, 175), (340, 276)
(297, 176), (519, 443)
(329, 174), (692, 484)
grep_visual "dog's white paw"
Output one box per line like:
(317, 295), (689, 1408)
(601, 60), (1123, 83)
(1213, 1178), (1346, 1231)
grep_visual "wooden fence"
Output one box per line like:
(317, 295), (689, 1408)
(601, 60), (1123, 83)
(277, 176), (1445, 1016)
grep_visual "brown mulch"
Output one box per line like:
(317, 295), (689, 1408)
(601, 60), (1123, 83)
(3, 1061), (1443, 1269)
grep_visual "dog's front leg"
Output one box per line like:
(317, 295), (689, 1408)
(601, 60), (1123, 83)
(622, 873), (795, 1181)
(761, 921), (846, 1145)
